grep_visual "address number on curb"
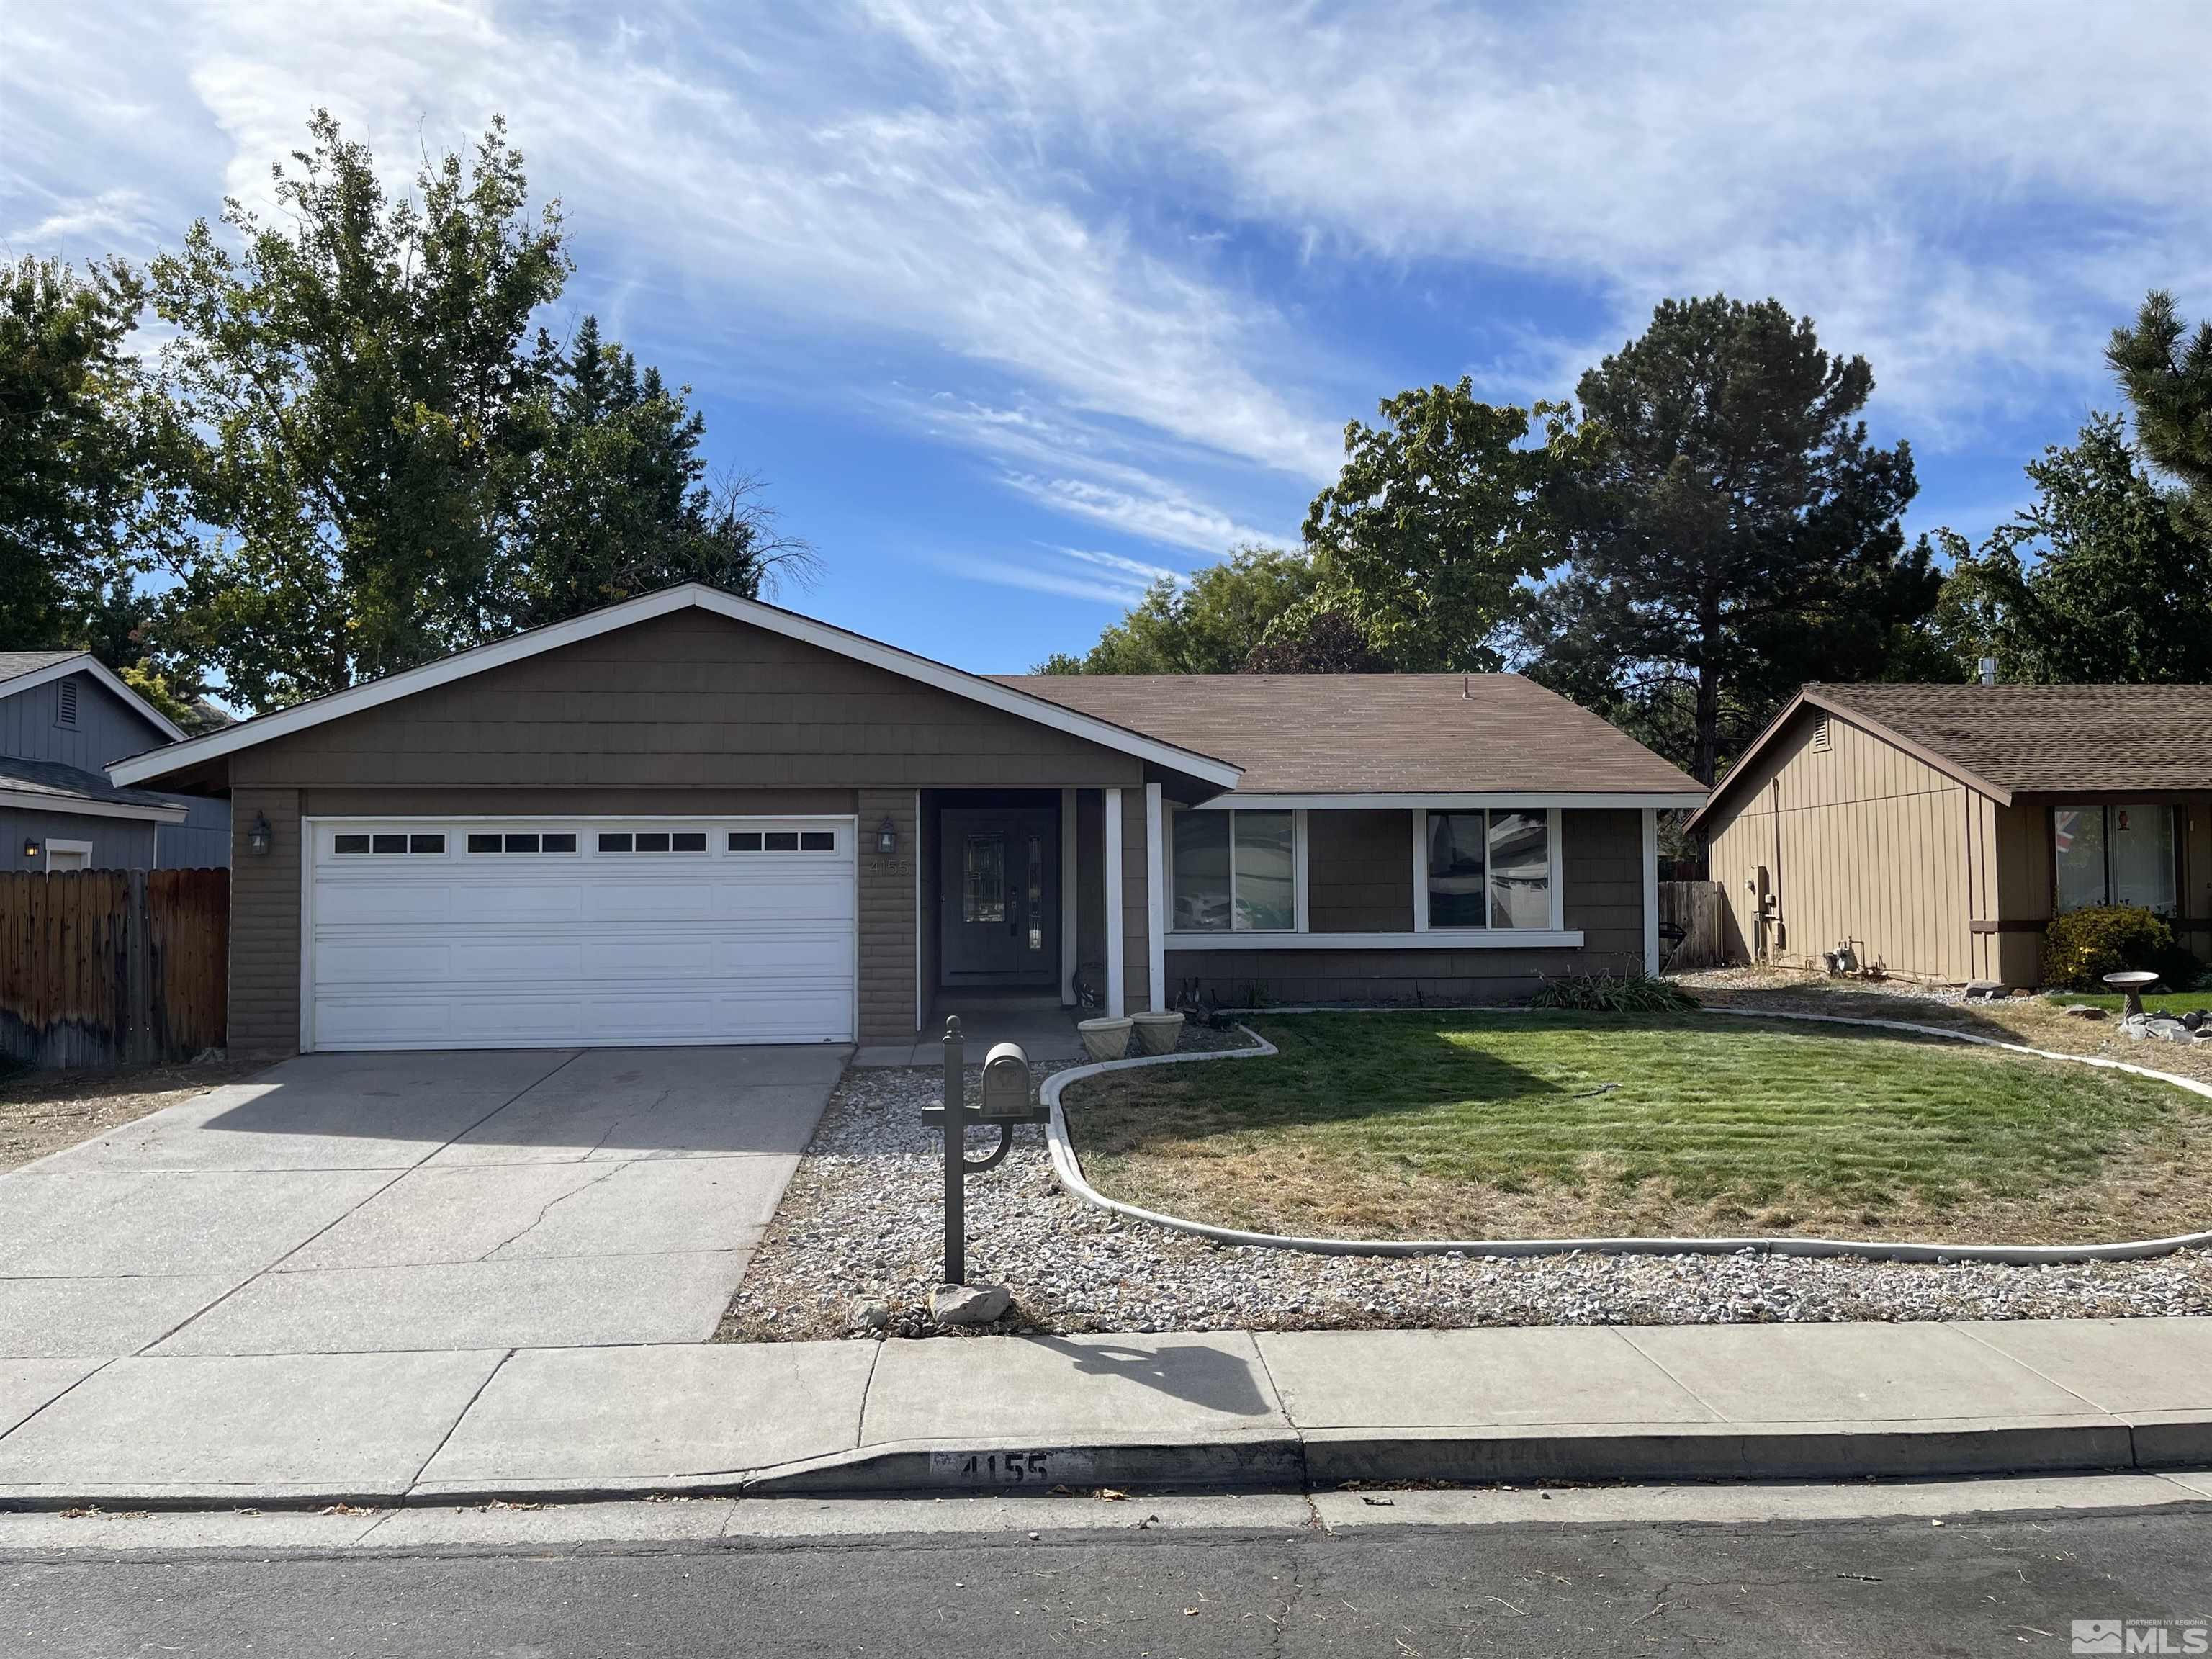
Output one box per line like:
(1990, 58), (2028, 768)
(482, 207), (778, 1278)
(929, 1449), (1095, 1486)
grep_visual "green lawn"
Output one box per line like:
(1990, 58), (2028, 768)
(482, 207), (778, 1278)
(1061, 1010), (2212, 1245)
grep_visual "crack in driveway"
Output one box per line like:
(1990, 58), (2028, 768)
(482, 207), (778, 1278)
(480, 1163), (631, 1261)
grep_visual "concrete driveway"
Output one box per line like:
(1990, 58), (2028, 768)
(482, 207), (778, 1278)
(0, 1046), (842, 1360)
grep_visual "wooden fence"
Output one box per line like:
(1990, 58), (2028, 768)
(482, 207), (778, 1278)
(0, 868), (228, 1069)
(1658, 879), (1730, 972)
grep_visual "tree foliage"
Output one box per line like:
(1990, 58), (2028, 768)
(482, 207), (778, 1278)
(1300, 380), (1588, 672)
(0, 256), (190, 678)
(1930, 414), (2212, 683)
(143, 109), (806, 714)
(1033, 544), (1315, 674)
(1523, 295), (1930, 784)
(1244, 607), (1388, 673)
(2108, 290), (2212, 532)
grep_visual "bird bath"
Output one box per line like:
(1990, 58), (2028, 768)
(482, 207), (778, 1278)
(2103, 970), (2163, 1018)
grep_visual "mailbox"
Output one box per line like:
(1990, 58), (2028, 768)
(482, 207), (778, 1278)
(978, 1041), (1033, 1119)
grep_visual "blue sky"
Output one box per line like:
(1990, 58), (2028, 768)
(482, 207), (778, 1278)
(6, 2), (2211, 674)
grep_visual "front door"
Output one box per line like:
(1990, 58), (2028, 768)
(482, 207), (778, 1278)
(940, 806), (1058, 986)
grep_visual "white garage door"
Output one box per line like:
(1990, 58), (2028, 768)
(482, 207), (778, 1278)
(305, 817), (857, 1051)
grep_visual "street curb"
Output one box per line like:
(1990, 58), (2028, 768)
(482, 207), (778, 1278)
(6, 1415), (2203, 1512)
(1039, 1007), (2212, 1264)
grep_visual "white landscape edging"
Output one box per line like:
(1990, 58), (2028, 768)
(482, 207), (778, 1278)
(1038, 1007), (2212, 1266)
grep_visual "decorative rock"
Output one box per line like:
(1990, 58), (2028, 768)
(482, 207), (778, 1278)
(2061, 1004), (2105, 1020)
(848, 1298), (891, 1331)
(2149, 1018), (2193, 1043)
(930, 1282), (1012, 1326)
(1964, 981), (2007, 1001)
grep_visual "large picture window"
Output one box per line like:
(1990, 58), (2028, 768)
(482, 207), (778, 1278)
(1424, 809), (1555, 931)
(2054, 804), (2177, 914)
(1170, 809), (1297, 932)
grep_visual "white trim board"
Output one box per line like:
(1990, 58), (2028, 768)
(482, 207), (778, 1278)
(109, 585), (1243, 791)
(0, 788), (187, 824)
(1166, 930), (1586, 952)
(1192, 791), (1707, 810)
(0, 654), (187, 744)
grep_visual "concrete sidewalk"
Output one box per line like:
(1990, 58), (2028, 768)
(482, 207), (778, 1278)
(3, 1318), (2211, 1509)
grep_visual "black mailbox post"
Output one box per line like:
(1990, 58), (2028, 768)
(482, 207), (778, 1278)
(920, 1016), (1048, 1286)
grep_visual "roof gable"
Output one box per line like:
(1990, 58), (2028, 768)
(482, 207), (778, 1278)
(109, 585), (1241, 791)
(0, 652), (184, 745)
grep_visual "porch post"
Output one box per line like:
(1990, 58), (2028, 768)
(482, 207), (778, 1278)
(1104, 786), (1125, 1017)
(1642, 806), (1660, 976)
(1145, 782), (1166, 1012)
(1060, 787), (1078, 1007)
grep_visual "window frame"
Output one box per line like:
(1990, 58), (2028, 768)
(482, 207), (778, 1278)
(2050, 801), (2181, 917)
(1164, 806), (1308, 937)
(1413, 806), (1565, 936)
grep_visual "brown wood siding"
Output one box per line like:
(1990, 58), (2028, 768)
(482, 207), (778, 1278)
(221, 611), (1159, 1052)
(229, 787), (300, 1053)
(1121, 788), (1151, 1013)
(1167, 808), (1642, 1004)
(1307, 809), (1414, 932)
(857, 789), (918, 1043)
(231, 611), (1145, 792)
(1704, 709), (1976, 983)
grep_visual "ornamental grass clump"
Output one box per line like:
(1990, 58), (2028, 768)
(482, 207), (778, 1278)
(1527, 972), (1699, 1013)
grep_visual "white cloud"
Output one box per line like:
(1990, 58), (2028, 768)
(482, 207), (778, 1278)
(933, 547), (1159, 608)
(12, 0), (2212, 577)
(860, 1), (2212, 437)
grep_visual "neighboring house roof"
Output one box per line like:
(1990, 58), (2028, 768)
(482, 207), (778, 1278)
(0, 650), (188, 744)
(0, 650), (85, 685)
(109, 584), (1246, 793)
(1686, 681), (2212, 833)
(0, 755), (189, 823)
(994, 673), (1707, 801)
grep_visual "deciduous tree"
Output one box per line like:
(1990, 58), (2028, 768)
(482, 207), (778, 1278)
(1033, 544), (1315, 674)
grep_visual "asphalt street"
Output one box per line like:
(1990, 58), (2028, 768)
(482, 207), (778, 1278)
(5, 1502), (2211, 1658)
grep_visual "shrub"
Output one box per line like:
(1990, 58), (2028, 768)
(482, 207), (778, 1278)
(2041, 906), (2199, 992)
(1528, 972), (1699, 1013)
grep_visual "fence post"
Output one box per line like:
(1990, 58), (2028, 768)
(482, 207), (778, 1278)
(126, 868), (152, 1066)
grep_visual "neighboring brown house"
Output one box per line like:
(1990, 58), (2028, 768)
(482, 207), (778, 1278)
(1686, 683), (2212, 987)
(109, 585), (1701, 1054)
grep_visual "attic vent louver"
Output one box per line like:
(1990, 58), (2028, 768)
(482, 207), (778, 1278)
(55, 678), (78, 729)
(1811, 716), (1831, 753)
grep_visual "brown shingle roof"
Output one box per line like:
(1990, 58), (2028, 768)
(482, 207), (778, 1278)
(990, 673), (1705, 796)
(1803, 682), (2212, 796)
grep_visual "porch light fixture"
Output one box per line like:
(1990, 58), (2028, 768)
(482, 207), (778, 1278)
(876, 815), (899, 855)
(246, 811), (274, 857)
(22, 839), (38, 860)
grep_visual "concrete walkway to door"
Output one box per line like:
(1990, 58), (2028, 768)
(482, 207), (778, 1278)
(0, 1046), (843, 1361)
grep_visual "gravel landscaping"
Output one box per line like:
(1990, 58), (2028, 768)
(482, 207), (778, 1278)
(719, 1011), (2212, 1343)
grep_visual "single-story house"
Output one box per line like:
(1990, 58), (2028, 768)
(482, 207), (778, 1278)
(108, 585), (1702, 1054)
(1686, 682), (2212, 986)
(1, 651), (230, 871)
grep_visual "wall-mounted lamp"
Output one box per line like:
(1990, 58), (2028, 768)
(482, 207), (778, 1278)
(876, 815), (899, 855)
(22, 839), (39, 860)
(246, 811), (274, 857)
